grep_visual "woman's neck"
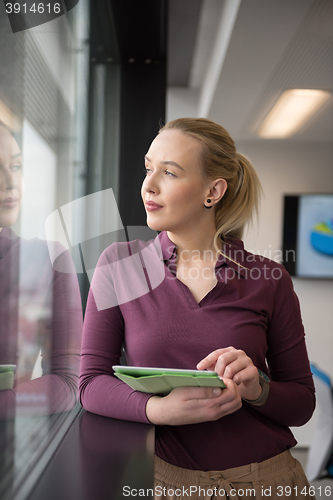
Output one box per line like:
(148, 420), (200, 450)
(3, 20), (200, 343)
(167, 226), (221, 262)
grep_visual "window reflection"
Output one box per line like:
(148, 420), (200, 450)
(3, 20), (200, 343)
(0, 1), (89, 498)
(0, 122), (83, 419)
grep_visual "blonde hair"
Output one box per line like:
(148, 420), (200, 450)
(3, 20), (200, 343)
(159, 118), (262, 250)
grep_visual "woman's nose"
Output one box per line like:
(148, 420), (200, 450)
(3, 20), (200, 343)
(143, 172), (159, 194)
(0, 166), (16, 191)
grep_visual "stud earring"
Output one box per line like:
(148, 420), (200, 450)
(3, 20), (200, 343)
(204, 199), (212, 209)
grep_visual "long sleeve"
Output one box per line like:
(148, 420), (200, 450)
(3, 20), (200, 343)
(250, 265), (316, 426)
(79, 248), (152, 424)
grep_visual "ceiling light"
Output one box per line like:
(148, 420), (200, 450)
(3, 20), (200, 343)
(258, 89), (331, 138)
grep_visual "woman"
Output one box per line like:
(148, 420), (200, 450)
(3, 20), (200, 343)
(80, 118), (316, 499)
(0, 121), (82, 418)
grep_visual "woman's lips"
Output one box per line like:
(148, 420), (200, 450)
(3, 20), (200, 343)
(0, 197), (19, 209)
(145, 200), (163, 212)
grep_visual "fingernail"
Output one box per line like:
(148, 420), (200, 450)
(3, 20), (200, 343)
(213, 388), (221, 396)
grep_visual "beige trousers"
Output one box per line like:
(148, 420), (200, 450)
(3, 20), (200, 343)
(154, 450), (316, 500)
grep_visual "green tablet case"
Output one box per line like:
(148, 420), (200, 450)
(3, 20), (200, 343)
(112, 365), (226, 396)
(0, 365), (16, 391)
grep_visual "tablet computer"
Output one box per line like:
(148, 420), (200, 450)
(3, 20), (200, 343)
(112, 365), (225, 395)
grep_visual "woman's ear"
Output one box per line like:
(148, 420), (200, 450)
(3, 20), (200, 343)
(208, 179), (227, 204)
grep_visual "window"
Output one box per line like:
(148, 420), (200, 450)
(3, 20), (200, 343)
(0, 2), (90, 498)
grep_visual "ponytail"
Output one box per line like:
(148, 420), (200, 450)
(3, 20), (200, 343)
(214, 151), (262, 246)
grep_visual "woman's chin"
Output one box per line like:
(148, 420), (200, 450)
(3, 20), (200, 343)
(0, 213), (20, 229)
(146, 216), (165, 232)
(146, 221), (162, 232)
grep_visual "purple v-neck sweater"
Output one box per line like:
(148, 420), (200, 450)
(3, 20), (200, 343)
(80, 231), (315, 471)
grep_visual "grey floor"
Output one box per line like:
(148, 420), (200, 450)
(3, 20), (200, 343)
(291, 448), (333, 497)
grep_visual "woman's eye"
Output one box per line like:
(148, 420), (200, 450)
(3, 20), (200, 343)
(165, 170), (176, 178)
(11, 164), (22, 172)
(143, 167), (176, 178)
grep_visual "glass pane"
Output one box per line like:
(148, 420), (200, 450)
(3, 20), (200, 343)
(0, 1), (89, 498)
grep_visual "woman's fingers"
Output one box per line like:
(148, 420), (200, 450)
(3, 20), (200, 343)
(172, 385), (223, 401)
(197, 347), (250, 378)
(214, 350), (244, 378)
(196, 347), (262, 401)
(146, 381), (242, 426)
(179, 381), (242, 423)
(196, 347), (234, 371)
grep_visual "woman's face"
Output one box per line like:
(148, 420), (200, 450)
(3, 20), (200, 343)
(141, 129), (211, 234)
(0, 126), (23, 230)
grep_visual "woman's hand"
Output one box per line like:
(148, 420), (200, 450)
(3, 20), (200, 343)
(197, 347), (262, 402)
(145, 379), (242, 426)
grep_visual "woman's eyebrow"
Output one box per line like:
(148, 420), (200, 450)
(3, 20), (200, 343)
(11, 152), (22, 159)
(144, 155), (184, 171)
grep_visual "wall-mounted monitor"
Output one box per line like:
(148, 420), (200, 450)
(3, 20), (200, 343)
(282, 194), (333, 278)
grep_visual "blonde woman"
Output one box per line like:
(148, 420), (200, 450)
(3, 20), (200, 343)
(80, 118), (316, 499)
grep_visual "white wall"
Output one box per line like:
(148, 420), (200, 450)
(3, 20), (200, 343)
(166, 87), (199, 120)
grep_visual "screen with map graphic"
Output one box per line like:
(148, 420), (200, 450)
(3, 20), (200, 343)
(283, 194), (333, 278)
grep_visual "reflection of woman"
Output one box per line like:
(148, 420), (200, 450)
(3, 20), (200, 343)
(0, 122), (82, 418)
(80, 119), (315, 499)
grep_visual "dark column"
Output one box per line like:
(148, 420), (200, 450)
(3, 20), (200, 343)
(119, 60), (167, 227)
(114, 0), (168, 227)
